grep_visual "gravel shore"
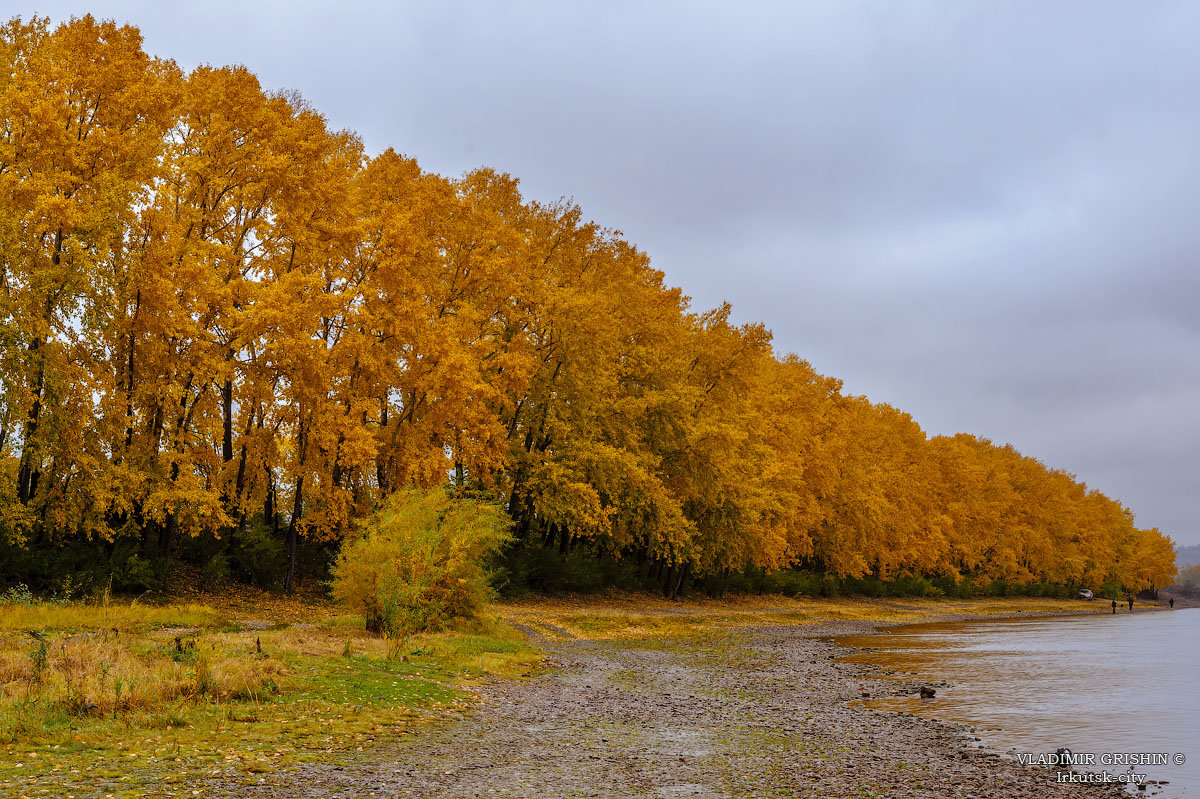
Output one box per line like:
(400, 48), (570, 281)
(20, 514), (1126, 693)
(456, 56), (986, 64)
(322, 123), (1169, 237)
(206, 614), (1135, 799)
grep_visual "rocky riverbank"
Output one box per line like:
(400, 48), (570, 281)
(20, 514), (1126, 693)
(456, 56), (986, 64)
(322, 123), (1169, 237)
(206, 616), (1131, 798)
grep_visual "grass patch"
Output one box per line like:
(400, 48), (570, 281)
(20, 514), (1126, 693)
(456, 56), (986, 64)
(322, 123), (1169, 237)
(0, 593), (539, 797)
(0, 601), (226, 634)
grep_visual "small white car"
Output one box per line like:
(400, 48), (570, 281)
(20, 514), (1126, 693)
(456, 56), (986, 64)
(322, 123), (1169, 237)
(1078, 589), (1094, 600)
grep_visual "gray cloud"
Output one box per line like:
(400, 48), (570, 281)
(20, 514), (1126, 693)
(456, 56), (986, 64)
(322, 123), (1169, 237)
(24, 0), (1200, 543)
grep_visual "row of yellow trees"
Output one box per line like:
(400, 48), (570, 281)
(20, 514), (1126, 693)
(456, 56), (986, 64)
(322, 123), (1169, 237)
(0, 16), (1176, 593)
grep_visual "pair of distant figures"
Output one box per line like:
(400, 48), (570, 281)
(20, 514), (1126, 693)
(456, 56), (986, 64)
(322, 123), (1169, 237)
(1110, 596), (1175, 613)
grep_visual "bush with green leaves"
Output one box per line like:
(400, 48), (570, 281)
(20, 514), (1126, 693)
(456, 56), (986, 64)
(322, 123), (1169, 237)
(1, 583), (34, 605)
(331, 488), (511, 636)
(231, 518), (286, 588)
(202, 553), (232, 587)
(116, 553), (162, 593)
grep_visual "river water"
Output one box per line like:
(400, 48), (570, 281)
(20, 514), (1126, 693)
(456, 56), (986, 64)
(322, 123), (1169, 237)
(837, 608), (1198, 797)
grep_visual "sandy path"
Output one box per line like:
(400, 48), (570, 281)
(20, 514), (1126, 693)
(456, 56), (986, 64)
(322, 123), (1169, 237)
(210, 623), (1126, 798)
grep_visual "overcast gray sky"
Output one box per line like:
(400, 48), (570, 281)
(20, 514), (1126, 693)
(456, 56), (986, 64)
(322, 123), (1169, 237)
(24, 1), (1200, 546)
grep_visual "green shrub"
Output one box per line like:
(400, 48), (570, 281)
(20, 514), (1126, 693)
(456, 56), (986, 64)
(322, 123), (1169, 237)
(331, 488), (511, 637)
(116, 553), (161, 593)
(1, 583), (34, 605)
(493, 546), (645, 596)
(722, 571), (759, 594)
(231, 518), (285, 588)
(202, 553), (231, 588)
(763, 569), (823, 597)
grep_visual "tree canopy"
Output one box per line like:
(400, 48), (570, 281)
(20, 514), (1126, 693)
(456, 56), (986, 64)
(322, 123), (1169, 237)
(0, 16), (1177, 595)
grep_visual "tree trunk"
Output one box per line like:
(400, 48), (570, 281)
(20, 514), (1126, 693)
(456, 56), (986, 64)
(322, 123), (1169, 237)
(233, 406), (256, 507)
(670, 562), (689, 601)
(284, 420), (307, 595)
(284, 476), (302, 594)
(375, 398), (389, 492)
(221, 377), (234, 464)
(16, 338), (45, 504)
(17, 229), (65, 504)
(263, 466), (275, 528)
(332, 441), (344, 488)
(123, 289), (141, 453)
(158, 512), (176, 557)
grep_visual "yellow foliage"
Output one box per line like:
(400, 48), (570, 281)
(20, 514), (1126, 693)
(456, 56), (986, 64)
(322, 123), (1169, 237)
(0, 14), (1175, 598)
(331, 488), (511, 635)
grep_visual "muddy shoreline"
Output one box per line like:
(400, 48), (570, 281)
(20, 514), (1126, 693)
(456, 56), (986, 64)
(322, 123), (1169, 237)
(199, 608), (1141, 798)
(830, 605), (1183, 799)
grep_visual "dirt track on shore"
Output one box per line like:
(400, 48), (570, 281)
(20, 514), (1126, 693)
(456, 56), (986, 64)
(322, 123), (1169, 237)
(208, 619), (1129, 799)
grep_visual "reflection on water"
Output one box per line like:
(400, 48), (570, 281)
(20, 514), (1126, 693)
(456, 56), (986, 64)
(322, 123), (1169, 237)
(837, 609), (1198, 797)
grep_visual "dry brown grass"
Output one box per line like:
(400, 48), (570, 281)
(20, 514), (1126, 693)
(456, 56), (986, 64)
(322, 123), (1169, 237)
(0, 601), (223, 633)
(0, 591), (540, 798)
(495, 592), (1124, 640)
(0, 629), (291, 728)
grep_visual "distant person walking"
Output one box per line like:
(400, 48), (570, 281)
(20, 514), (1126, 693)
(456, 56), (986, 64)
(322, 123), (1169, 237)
(1112, 599), (1118, 614)
(1170, 597), (1175, 609)
(1127, 594), (1134, 611)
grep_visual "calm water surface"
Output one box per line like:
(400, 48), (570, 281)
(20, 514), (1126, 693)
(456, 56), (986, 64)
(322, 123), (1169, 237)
(838, 609), (1198, 797)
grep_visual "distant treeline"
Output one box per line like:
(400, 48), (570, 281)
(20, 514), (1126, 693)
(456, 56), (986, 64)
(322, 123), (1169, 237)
(1174, 564), (1200, 592)
(1174, 544), (1200, 570)
(0, 16), (1177, 597)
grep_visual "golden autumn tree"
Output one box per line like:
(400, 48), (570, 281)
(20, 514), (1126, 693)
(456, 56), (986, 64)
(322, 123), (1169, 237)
(0, 14), (1176, 597)
(502, 200), (693, 572)
(352, 157), (535, 495)
(0, 16), (178, 546)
